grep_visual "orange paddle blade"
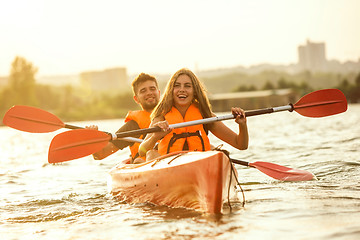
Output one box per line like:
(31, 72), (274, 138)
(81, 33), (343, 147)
(294, 89), (347, 117)
(48, 129), (110, 163)
(249, 161), (315, 181)
(3, 105), (64, 133)
(231, 159), (315, 181)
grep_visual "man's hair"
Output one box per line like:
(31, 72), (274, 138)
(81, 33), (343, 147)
(131, 73), (158, 95)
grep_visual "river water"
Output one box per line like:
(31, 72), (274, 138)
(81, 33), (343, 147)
(1, 105), (359, 240)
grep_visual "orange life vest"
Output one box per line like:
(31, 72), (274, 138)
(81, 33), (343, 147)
(124, 110), (151, 159)
(158, 104), (211, 155)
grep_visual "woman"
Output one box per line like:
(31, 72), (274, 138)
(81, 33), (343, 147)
(138, 68), (248, 160)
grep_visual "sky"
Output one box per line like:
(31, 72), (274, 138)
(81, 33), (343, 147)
(0, 0), (359, 77)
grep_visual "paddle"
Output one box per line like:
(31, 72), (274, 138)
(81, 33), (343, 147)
(48, 88), (347, 163)
(91, 88), (348, 139)
(2, 105), (140, 143)
(3, 105), (82, 133)
(230, 159), (315, 181)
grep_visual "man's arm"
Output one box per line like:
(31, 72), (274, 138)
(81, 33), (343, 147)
(112, 120), (140, 149)
(93, 120), (140, 160)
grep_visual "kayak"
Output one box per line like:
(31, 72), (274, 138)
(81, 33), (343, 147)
(107, 150), (239, 214)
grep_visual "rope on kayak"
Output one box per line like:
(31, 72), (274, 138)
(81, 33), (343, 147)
(229, 159), (245, 208)
(214, 146), (246, 209)
(167, 152), (188, 164)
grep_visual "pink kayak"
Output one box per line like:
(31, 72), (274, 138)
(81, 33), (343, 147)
(107, 151), (238, 214)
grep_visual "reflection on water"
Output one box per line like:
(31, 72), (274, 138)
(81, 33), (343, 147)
(0, 105), (359, 239)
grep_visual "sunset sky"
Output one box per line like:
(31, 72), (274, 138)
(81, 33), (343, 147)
(1, 0), (359, 77)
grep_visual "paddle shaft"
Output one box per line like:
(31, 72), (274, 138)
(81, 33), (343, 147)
(112, 104), (295, 139)
(230, 158), (253, 168)
(64, 124), (83, 130)
(112, 89), (347, 140)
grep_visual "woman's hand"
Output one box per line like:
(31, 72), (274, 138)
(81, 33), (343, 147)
(152, 120), (172, 139)
(139, 120), (172, 157)
(231, 107), (247, 126)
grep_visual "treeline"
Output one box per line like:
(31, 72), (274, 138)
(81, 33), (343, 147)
(335, 75), (360, 103)
(0, 57), (139, 123)
(232, 77), (313, 96)
(204, 70), (360, 103)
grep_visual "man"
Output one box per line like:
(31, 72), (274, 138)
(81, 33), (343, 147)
(87, 73), (160, 162)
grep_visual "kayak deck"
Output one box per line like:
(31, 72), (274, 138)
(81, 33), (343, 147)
(107, 151), (238, 214)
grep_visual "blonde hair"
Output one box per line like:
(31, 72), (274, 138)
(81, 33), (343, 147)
(151, 68), (212, 121)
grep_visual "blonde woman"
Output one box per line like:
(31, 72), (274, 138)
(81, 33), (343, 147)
(139, 68), (248, 160)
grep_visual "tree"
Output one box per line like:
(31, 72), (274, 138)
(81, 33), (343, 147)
(277, 77), (296, 89)
(337, 78), (351, 96)
(8, 56), (38, 106)
(232, 84), (257, 92)
(262, 80), (275, 90)
(349, 72), (360, 103)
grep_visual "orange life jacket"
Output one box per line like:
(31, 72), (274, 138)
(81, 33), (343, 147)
(158, 103), (211, 155)
(124, 110), (151, 159)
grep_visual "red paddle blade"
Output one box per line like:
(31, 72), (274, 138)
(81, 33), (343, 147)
(294, 89), (347, 117)
(48, 129), (110, 163)
(249, 161), (315, 181)
(3, 105), (65, 133)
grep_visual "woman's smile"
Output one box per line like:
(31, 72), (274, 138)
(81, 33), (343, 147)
(173, 74), (194, 108)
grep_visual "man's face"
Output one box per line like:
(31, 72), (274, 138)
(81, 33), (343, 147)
(134, 80), (160, 112)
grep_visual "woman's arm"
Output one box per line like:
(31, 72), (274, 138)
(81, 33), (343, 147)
(210, 107), (249, 150)
(138, 117), (171, 157)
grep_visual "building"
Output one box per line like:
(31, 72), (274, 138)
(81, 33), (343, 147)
(80, 67), (127, 93)
(298, 40), (327, 72)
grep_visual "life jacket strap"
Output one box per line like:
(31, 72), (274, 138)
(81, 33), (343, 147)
(167, 130), (205, 153)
